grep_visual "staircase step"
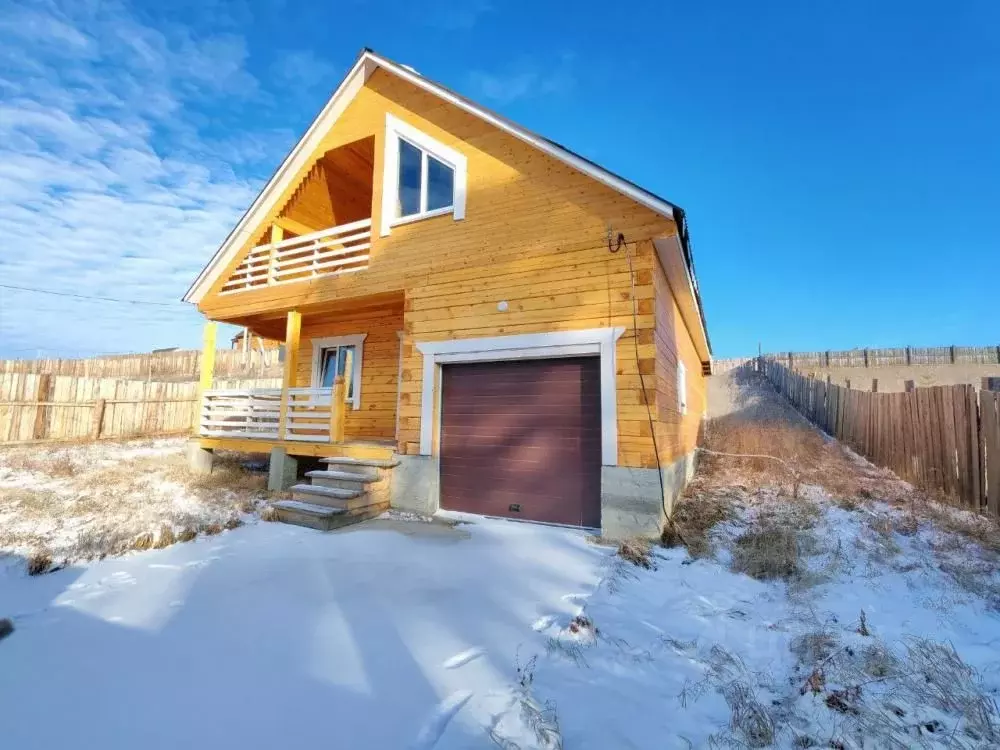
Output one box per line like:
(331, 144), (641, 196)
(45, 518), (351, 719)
(306, 469), (379, 484)
(320, 457), (399, 470)
(271, 500), (345, 531)
(290, 483), (362, 500)
(270, 499), (390, 531)
(273, 499), (346, 516)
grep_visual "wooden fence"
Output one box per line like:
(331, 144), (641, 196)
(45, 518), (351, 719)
(758, 358), (1000, 516)
(716, 345), (1000, 373)
(0, 373), (281, 444)
(0, 348), (283, 381)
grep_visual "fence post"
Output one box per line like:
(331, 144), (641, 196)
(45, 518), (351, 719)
(904, 380), (915, 393)
(984, 377), (1000, 392)
(91, 398), (106, 440)
(845, 378), (851, 389)
(32, 373), (53, 440)
(950, 345), (956, 364)
(788, 352), (793, 369)
(905, 346), (911, 365)
(872, 378), (878, 393)
(863, 348), (869, 367)
(825, 350), (831, 366)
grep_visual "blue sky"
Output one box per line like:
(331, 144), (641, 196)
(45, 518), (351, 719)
(0, 0), (996, 359)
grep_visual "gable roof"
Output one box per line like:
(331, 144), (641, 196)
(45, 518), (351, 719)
(183, 50), (707, 350)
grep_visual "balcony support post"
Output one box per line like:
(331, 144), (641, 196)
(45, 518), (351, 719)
(277, 310), (301, 440)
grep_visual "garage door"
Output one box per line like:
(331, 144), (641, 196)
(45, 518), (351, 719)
(439, 357), (602, 527)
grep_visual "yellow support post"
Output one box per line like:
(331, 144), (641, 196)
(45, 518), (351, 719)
(196, 321), (217, 435)
(277, 311), (301, 439)
(331, 376), (347, 443)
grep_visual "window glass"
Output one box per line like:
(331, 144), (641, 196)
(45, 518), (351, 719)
(320, 345), (356, 399)
(426, 156), (454, 211)
(397, 139), (422, 217)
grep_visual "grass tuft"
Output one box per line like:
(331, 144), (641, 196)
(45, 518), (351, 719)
(731, 522), (802, 580)
(26, 550), (52, 576)
(617, 538), (654, 569)
(176, 528), (197, 543)
(153, 525), (175, 549)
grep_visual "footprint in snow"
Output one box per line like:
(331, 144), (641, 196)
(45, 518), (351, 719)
(443, 647), (484, 669)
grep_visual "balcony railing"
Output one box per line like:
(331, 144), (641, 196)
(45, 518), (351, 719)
(200, 384), (347, 443)
(220, 218), (372, 295)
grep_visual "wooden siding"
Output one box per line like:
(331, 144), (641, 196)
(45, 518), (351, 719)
(198, 69), (703, 469)
(295, 303), (402, 441)
(654, 254), (706, 465)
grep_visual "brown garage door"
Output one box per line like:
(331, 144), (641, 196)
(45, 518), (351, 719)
(440, 357), (601, 527)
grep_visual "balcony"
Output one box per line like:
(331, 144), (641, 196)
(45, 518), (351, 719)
(219, 218), (372, 295)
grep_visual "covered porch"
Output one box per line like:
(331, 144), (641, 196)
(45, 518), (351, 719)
(194, 291), (405, 460)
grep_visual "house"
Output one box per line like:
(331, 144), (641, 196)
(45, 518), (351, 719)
(230, 330), (280, 350)
(184, 48), (712, 539)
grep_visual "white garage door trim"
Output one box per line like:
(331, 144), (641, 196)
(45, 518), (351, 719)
(415, 327), (626, 465)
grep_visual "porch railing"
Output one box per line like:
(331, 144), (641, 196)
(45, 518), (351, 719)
(220, 218), (372, 295)
(200, 383), (347, 443)
(200, 388), (282, 439)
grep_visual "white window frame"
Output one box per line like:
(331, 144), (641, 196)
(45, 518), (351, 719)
(380, 113), (467, 236)
(310, 334), (367, 410)
(677, 360), (688, 416)
(415, 328), (626, 465)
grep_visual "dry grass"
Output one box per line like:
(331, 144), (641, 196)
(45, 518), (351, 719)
(731, 522), (804, 580)
(0, 438), (268, 570)
(26, 550), (52, 576)
(664, 486), (736, 557)
(616, 538), (654, 569)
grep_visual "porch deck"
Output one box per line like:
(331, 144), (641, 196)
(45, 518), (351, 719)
(197, 435), (395, 460)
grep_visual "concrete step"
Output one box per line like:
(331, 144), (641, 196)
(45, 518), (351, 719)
(290, 483), (383, 512)
(272, 499), (389, 531)
(306, 469), (379, 491)
(320, 456), (399, 477)
(271, 500), (345, 531)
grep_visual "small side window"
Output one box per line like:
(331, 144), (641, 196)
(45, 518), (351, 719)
(677, 361), (687, 415)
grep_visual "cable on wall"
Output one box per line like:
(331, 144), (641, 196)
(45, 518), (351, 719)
(608, 231), (669, 524)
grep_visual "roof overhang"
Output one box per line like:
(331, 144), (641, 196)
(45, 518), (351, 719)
(653, 234), (712, 362)
(183, 49), (689, 305)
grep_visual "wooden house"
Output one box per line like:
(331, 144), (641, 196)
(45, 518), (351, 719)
(184, 49), (712, 538)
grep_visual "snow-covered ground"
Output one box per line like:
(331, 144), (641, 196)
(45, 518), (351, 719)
(3, 502), (998, 749)
(2, 371), (999, 748)
(0, 515), (608, 749)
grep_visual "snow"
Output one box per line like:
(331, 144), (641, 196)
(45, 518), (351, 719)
(2, 501), (999, 748)
(0, 515), (606, 749)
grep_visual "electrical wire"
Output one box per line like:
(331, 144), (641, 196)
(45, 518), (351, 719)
(609, 231), (669, 523)
(0, 283), (182, 307)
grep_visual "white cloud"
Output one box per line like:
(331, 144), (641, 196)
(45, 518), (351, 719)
(0, 0), (272, 357)
(467, 54), (576, 104)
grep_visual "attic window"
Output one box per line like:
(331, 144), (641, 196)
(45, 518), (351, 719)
(381, 114), (466, 236)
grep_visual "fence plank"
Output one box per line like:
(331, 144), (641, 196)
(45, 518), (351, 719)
(984, 391), (1000, 518)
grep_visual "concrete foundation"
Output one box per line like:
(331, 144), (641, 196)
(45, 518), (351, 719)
(600, 450), (698, 540)
(389, 454), (440, 515)
(185, 440), (214, 475)
(267, 447), (299, 491)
